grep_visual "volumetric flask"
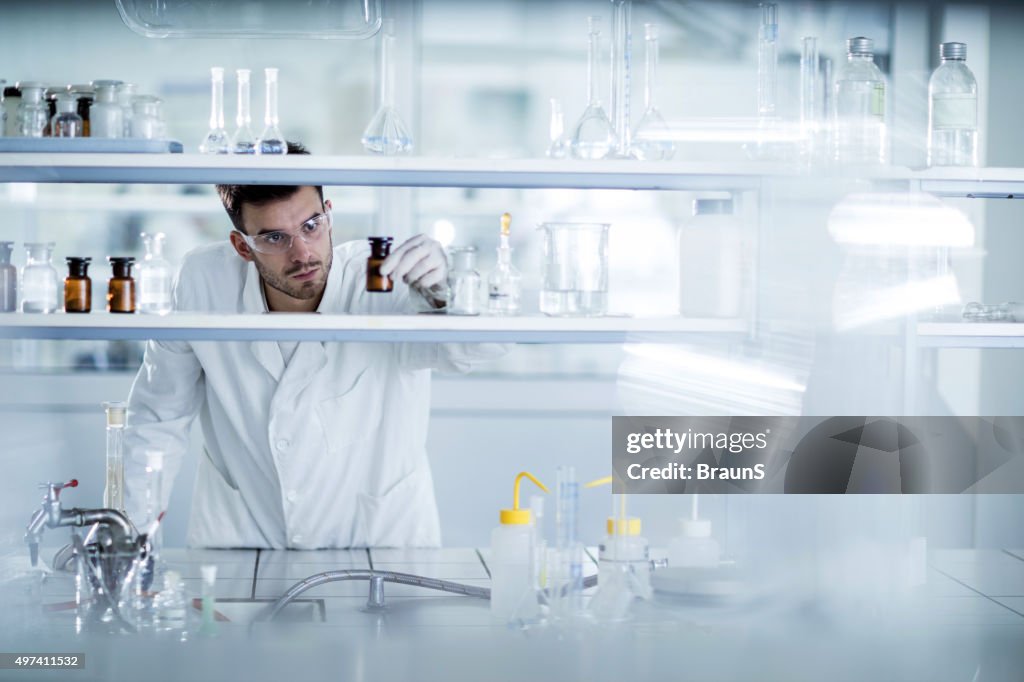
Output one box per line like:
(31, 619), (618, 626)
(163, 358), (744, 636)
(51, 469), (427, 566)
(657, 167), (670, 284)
(539, 222), (609, 317)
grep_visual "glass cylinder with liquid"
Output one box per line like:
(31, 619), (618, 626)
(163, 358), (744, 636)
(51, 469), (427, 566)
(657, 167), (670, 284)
(50, 93), (83, 138)
(64, 257), (92, 313)
(102, 401), (127, 512)
(137, 233), (173, 315)
(21, 242), (59, 313)
(539, 222), (609, 317)
(928, 42), (977, 167)
(833, 37), (887, 165)
(107, 257), (136, 313)
(0, 241), (16, 312)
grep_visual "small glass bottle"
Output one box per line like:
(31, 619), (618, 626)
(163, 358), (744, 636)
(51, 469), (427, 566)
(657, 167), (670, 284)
(107, 257), (136, 313)
(69, 86), (95, 137)
(487, 213), (521, 316)
(137, 232), (173, 315)
(64, 257), (92, 313)
(42, 87), (61, 136)
(21, 242), (59, 313)
(447, 246), (481, 316)
(0, 241), (16, 312)
(50, 93), (83, 138)
(130, 96), (164, 140)
(366, 237), (394, 292)
(89, 80), (125, 139)
(230, 69), (257, 154)
(928, 42), (978, 167)
(3, 84), (21, 137)
(117, 83), (137, 138)
(16, 82), (48, 138)
(833, 37), (887, 165)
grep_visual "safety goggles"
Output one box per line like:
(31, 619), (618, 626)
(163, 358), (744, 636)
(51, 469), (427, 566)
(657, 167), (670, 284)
(235, 209), (332, 255)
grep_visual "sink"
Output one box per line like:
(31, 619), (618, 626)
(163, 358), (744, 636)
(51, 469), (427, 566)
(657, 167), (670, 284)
(191, 598), (326, 625)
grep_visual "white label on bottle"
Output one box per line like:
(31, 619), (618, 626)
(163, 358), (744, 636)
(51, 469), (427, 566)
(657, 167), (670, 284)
(932, 95), (977, 129)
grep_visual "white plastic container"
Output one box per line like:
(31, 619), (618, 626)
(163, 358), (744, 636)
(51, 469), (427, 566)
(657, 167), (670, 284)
(678, 198), (744, 318)
(90, 80), (124, 139)
(667, 518), (720, 568)
(489, 471), (547, 623)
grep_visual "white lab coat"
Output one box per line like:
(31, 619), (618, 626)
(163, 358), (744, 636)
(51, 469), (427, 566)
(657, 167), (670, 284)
(124, 240), (503, 549)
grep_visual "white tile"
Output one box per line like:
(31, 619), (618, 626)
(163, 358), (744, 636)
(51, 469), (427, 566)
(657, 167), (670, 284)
(255, 577), (490, 600)
(257, 561), (369, 582)
(370, 562), (488, 580)
(921, 597), (1024, 625)
(262, 549), (370, 564)
(319, 596), (493, 627)
(992, 597), (1024, 616)
(169, 561), (255, 581)
(934, 559), (1024, 597)
(921, 569), (981, 597)
(180, 578), (253, 599)
(369, 548), (482, 564)
(162, 548), (258, 565)
(1005, 549), (1024, 562)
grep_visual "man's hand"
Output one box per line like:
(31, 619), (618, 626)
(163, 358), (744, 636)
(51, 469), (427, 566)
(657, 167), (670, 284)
(379, 234), (449, 307)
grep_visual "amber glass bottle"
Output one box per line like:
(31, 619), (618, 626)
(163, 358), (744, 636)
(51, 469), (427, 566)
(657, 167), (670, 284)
(366, 237), (394, 292)
(64, 257), (92, 313)
(107, 257), (136, 313)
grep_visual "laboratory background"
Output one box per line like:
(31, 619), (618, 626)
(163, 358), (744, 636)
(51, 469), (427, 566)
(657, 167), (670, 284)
(1, 0), (1023, 680)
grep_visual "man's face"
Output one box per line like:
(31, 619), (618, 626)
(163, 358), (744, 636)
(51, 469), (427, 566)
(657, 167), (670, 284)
(231, 187), (333, 302)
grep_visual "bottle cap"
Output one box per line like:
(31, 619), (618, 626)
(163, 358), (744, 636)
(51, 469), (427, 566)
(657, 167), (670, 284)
(367, 236), (393, 258)
(66, 257), (92, 277)
(847, 37), (874, 56)
(940, 42), (966, 61)
(678, 518), (712, 538)
(103, 401), (127, 427)
(500, 471), (548, 525)
(607, 517), (642, 536)
(693, 198), (734, 216)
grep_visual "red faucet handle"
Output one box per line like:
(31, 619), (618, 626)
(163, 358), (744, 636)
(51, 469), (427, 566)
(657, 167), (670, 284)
(64, 479), (78, 489)
(38, 479), (79, 497)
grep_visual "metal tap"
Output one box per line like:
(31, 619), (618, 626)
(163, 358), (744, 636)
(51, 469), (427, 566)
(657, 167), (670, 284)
(24, 479), (135, 568)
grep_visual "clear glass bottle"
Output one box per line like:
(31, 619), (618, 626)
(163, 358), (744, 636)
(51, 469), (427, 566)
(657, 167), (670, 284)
(366, 237), (394, 292)
(570, 16), (617, 160)
(487, 213), (521, 316)
(21, 242), (58, 313)
(102, 400), (127, 512)
(130, 96), (164, 140)
(3, 84), (21, 137)
(50, 93), (83, 138)
(361, 19), (413, 155)
(16, 82), (48, 138)
(833, 37), (887, 165)
(928, 42), (977, 167)
(117, 83), (137, 138)
(546, 98), (570, 159)
(89, 80), (124, 139)
(631, 23), (675, 161)
(256, 67), (287, 155)
(107, 257), (136, 313)
(137, 232), (173, 315)
(447, 247), (481, 316)
(64, 257), (92, 313)
(69, 86), (94, 137)
(0, 241), (16, 312)
(199, 68), (229, 154)
(230, 69), (257, 154)
(154, 570), (188, 634)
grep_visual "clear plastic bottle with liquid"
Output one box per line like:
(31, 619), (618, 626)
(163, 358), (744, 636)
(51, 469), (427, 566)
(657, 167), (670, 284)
(833, 37), (887, 165)
(137, 232), (173, 315)
(490, 472), (548, 623)
(928, 42), (977, 167)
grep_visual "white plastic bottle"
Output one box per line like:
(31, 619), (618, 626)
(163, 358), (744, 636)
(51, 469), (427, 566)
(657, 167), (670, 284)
(667, 518), (720, 568)
(928, 42), (977, 167)
(678, 198), (744, 318)
(490, 471), (547, 623)
(590, 516), (652, 622)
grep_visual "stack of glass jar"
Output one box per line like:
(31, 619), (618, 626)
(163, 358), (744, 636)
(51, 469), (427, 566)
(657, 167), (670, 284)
(1, 79), (165, 139)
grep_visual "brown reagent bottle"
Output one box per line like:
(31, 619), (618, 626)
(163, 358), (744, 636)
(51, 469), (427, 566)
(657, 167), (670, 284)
(64, 257), (92, 313)
(107, 257), (136, 313)
(366, 237), (394, 292)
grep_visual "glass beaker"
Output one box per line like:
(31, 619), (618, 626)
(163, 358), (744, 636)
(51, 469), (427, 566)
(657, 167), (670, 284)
(447, 246), (481, 316)
(538, 223), (610, 317)
(17, 82), (49, 138)
(21, 242), (59, 313)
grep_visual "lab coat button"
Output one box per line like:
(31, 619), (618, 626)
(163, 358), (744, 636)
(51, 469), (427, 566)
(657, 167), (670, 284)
(286, 490), (298, 503)
(291, 535), (303, 544)
(276, 439), (290, 452)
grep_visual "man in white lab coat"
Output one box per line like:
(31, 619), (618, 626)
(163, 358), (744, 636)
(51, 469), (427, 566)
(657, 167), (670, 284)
(124, 146), (503, 549)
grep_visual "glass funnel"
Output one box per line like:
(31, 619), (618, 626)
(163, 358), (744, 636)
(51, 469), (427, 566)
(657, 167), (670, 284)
(256, 67), (287, 155)
(199, 67), (230, 154)
(631, 23), (675, 161)
(21, 242), (58, 313)
(230, 68), (257, 154)
(570, 16), (617, 160)
(538, 222), (610, 317)
(362, 19), (412, 155)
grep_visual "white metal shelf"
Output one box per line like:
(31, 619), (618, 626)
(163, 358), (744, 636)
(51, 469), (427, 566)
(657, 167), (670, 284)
(917, 322), (1024, 348)
(0, 312), (747, 343)
(913, 167), (1024, 199)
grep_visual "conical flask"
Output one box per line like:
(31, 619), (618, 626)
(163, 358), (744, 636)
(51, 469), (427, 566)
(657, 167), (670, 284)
(362, 20), (412, 155)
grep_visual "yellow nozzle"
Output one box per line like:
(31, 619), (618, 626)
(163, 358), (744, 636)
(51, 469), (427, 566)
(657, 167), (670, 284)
(500, 212), (511, 237)
(607, 517), (642, 536)
(500, 471), (548, 525)
(584, 475), (613, 489)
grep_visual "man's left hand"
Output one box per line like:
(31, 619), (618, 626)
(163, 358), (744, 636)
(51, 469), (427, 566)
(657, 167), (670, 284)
(379, 234), (449, 307)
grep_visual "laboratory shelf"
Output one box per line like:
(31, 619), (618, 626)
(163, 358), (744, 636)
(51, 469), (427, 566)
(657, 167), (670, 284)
(913, 167), (1024, 199)
(916, 322), (1024, 348)
(0, 312), (747, 343)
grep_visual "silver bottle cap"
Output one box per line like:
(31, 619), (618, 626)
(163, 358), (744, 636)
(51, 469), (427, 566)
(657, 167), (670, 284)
(940, 42), (966, 61)
(847, 37), (874, 56)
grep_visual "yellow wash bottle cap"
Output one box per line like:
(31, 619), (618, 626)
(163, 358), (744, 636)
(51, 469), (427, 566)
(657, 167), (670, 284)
(607, 517), (642, 536)
(500, 471), (548, 525)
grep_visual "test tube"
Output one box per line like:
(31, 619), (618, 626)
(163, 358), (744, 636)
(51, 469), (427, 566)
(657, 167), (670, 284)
(757, 3), (778, 118)
(800, 37), (820, 146)
(552, 466), (583, 620)
(103, 401), (127, 513)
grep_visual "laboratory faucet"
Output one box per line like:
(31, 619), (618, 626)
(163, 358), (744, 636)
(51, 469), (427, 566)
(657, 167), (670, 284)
(24, 479), (135, 568)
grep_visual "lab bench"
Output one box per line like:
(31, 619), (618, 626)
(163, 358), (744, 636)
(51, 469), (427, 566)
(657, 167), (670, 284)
(2, 547), (1023, 682)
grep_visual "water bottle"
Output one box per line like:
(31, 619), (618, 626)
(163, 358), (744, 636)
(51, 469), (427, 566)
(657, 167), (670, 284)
(928, 42), (978, 167)
(833, 37), (887, 165)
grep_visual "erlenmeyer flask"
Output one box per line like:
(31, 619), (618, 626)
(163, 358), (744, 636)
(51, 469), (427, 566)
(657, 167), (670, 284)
(631, 23), (675, 161)
(199, 67), (230, 154)
(362, 19), (412, 155)
(571, 16), (617, 160)
(230, 68), (257, 155)
(546, 98), (570, 159)
(256, 67), (287, 155)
